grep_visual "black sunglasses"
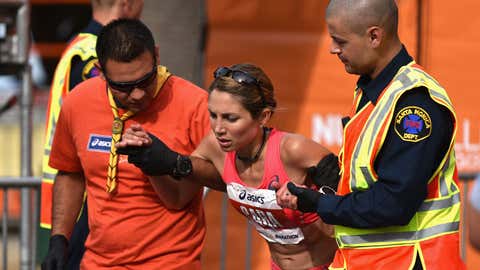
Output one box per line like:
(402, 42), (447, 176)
(213, 66), (266, 105)
(106, 65), (157, 93)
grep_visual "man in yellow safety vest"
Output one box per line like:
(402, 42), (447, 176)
(278, 1), (466, 269)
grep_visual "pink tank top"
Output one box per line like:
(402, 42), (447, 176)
(222, 129), (319, 244)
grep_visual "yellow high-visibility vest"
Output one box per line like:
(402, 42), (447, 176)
(40, 33), (97, 229)
(330, 62), (463, 270)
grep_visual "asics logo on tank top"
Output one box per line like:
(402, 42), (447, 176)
(239, 190), (246, 200)
(227, 182), (305, 244)
(87, 134), (112, 153)
(238, 189), (265, 204)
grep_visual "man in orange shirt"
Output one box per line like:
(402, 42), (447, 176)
(40, 1), (144, 268)
(42, 19), (209, 269)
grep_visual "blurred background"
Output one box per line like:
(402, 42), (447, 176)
(0, 0), (479, 269)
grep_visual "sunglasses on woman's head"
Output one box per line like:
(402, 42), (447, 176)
(106, 65), (157, 93)
(213, 66), (266, 105)
(213, 67), (261, 87)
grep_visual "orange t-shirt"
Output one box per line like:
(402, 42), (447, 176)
(49, 75), (210, 269)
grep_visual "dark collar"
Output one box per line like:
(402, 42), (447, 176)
(356, 45), (413, 105)
(82, 20), (103, 36)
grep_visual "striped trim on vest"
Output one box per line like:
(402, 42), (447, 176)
(335, 62), (460, 248)
(40, 33), (97, 229)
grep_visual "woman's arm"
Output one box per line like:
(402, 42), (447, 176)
(136, 130), (226, 191)
(280, 133), (332, 185)
(116, 126), (226, 209)
(276, 134), (336, 236)
(189, 131), (227, 191)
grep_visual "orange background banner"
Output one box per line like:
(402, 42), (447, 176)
(3, 0), (478, 268)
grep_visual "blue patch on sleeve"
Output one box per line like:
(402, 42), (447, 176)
(394, 106), (432, 142)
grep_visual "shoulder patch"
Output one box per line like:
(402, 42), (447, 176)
(81, 59), (100, 80)
(394, 106), (432, 142)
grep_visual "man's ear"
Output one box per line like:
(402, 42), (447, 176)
(367, 26), (383, 48)
(119, 0), (130, 16)
(94, 61), (106, 80)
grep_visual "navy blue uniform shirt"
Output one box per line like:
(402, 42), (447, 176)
(317, 46), (454, 228)
(68, 20), (102, 90)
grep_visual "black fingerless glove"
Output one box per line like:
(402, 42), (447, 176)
(287, 182), (321, 213)
(307, 153), (340, 191)
(116, 133), (179, 176)
(41, 234), (69, 270)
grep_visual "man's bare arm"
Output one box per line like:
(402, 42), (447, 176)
(51, 171), (85, 238)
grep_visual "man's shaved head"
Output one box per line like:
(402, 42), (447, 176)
(326, 0), (398, 37)
(91, 0), (116, 10)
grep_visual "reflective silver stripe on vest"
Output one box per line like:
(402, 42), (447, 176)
(439, 155), (451, 196)
(339, 221), (459, 245)
(412, 66), (457, 197)
(429, 90), (452, 107)
(451, 182), (459, 193)
(360, 166), (375, 187)
(367, 70), (416, 155)
(412, 68), (453, 108)
(418, 192), (460, 212)
(47, 115), (58, 147)
(351, 69), (417, 191)
(415, 68), (442, 87)
(43, 173), (56, 181)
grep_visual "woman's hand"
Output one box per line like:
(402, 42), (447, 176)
(115, 123), (180, 176)
(115, 123), (152, 149)
(274, 181), (303, 210)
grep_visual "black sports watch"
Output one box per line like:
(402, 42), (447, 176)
(172, 155), (193, 179)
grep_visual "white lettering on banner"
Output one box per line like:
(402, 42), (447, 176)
(311, 113), (343, 147)
(239, 206), (281, 229)
(454, 118), (480, 172)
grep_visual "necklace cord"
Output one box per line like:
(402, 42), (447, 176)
(236, 127), (269, 163)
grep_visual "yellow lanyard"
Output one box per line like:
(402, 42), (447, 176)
(105, 66), (170, 193)
(106, 91), (135, 193)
